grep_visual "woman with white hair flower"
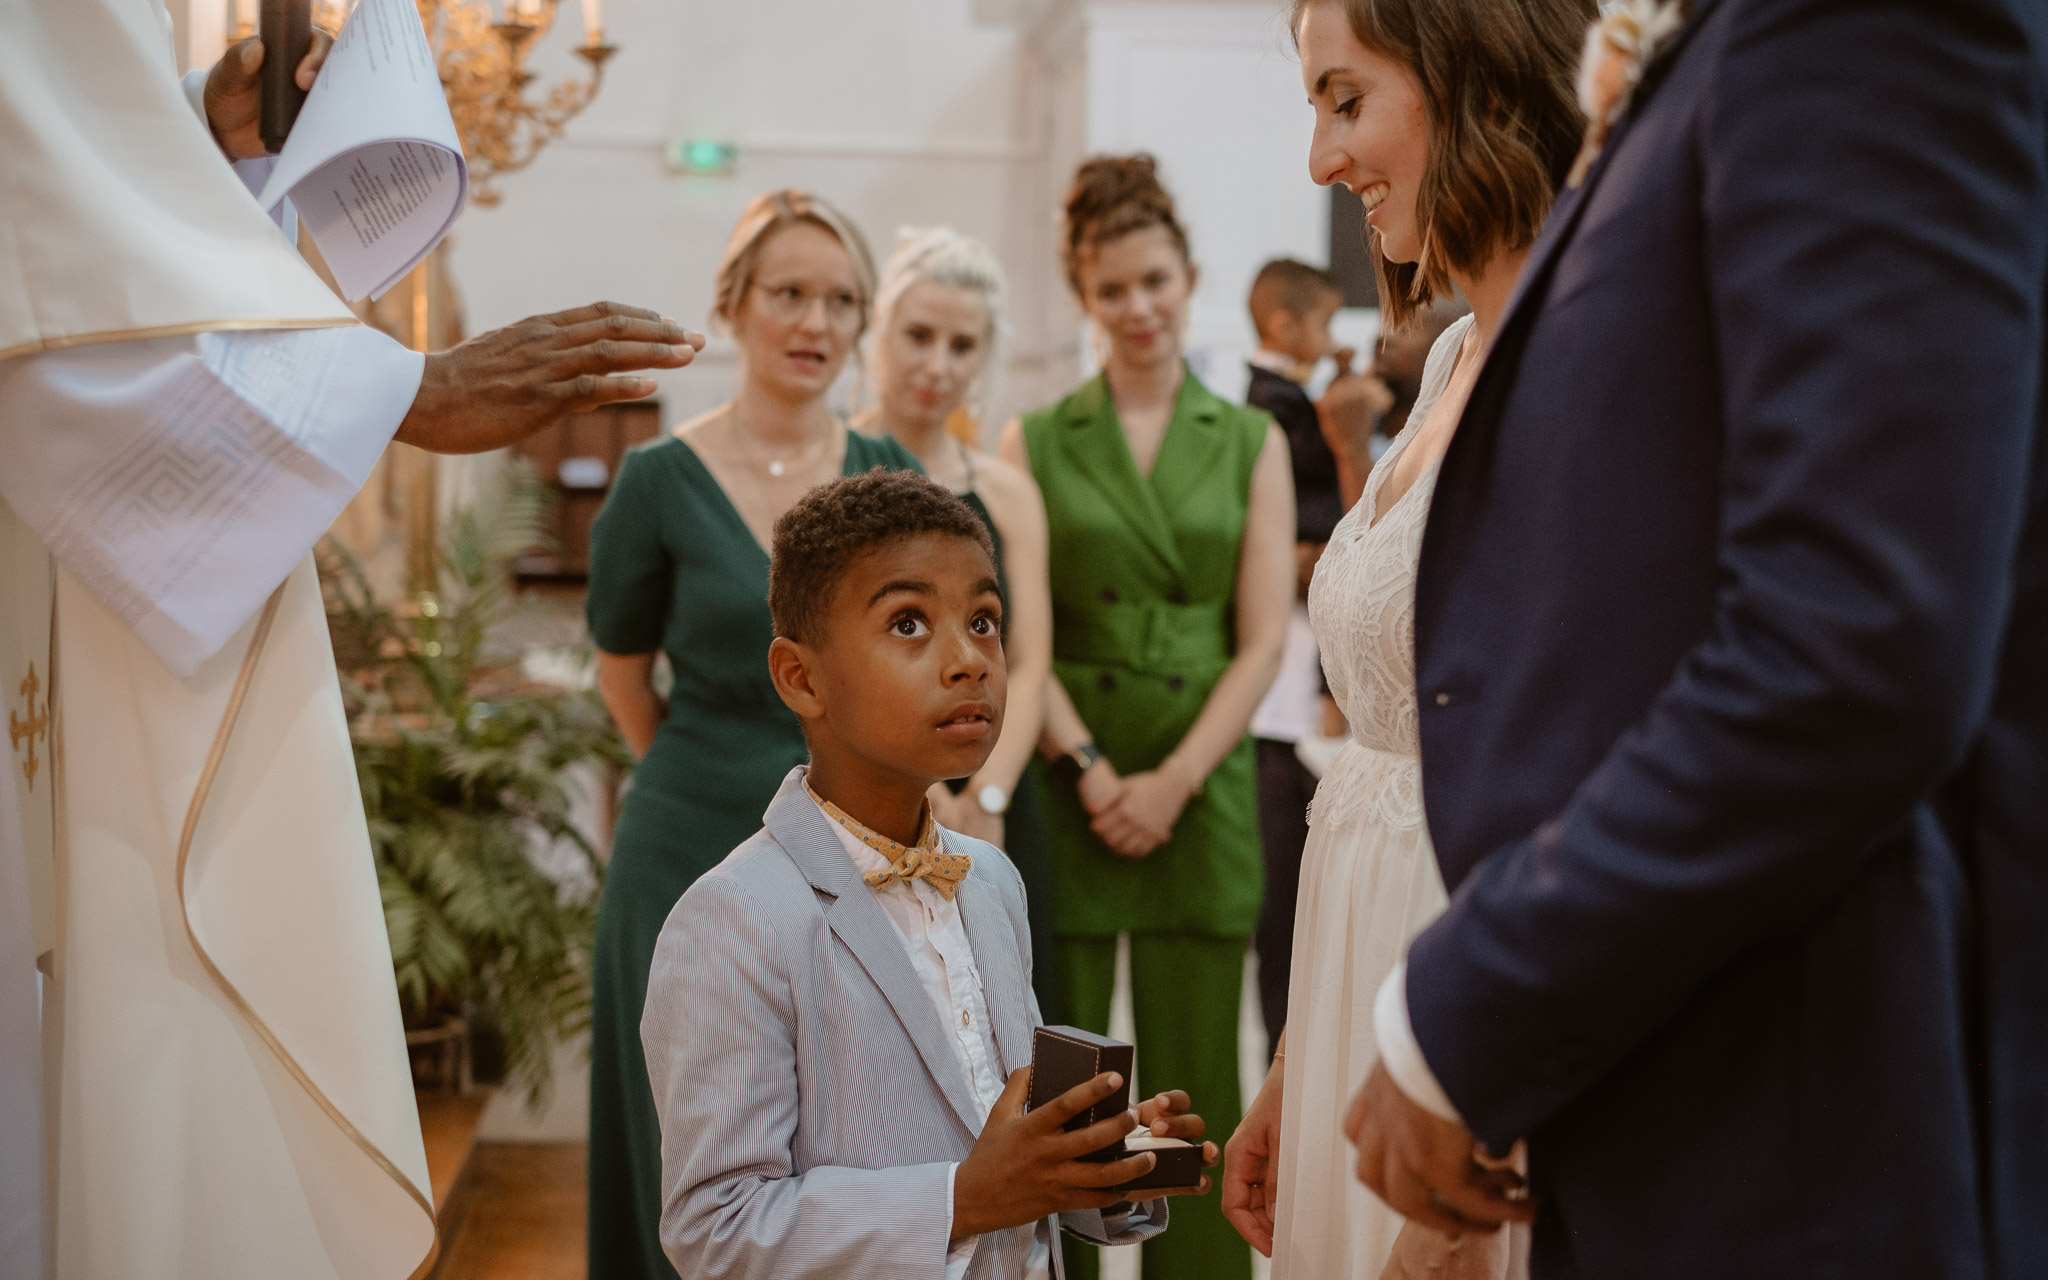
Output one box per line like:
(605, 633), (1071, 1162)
(853, 226), (1062, 1018)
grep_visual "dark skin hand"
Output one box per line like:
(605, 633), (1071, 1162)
(202, 42), (703, 454)
(1344, 1061), (1535, 1238)
(951, 1069), (1219, 1243)
(394, 303), (705, 454)
(203, 35), (333, 160)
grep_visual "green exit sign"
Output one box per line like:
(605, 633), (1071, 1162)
(666, 138), (738, 176)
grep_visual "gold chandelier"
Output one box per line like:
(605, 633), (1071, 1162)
(251, 0), (615, 207)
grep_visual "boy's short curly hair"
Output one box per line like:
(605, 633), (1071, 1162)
(769, 468), (996, 646)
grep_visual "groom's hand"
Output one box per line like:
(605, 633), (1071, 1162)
(1345, 1062), (1534, 1237)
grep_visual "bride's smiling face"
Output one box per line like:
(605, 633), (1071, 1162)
(1299, 1), (1432, 266)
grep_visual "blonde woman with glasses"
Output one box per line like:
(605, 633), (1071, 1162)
(583, 190), (918, 1280)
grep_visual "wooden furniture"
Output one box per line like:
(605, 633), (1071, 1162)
(512, 400), (663, 584)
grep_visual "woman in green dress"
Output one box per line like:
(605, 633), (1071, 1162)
(851, 225), (1063, 1019)
(584, 190), (917, 1280)
(998, 155), (1296, 1280)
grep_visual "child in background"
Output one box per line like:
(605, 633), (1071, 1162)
(1245, 259), (1351, 550)
(642, 470), (1217, 1278)
(1242, 259), (1390, 1051)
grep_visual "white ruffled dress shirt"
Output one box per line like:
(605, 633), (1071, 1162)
(816, 797), (1055, 1280)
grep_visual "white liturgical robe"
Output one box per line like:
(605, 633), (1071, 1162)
(0, 1), (444, 1277)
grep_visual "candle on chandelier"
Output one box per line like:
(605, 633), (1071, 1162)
(581, 0), (604, 46)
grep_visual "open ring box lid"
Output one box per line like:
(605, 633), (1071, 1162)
(1024, 1026), (1203, 1192)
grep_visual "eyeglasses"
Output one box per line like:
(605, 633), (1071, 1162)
(752, 281), (864, 332)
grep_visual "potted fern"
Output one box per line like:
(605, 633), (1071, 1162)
(319, 461), (628, 1106)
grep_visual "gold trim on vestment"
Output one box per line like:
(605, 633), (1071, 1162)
(0, 316), (358, 364)
(174, 582), (441, 1278)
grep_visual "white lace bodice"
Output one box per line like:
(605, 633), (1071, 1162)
(1306, 315), (1474, 835)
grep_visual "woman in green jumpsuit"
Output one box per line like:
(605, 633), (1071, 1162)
(584, 190), (917, 1280)
(854, 226), (1062, 1019)
(1001, 156), (1297, 1280)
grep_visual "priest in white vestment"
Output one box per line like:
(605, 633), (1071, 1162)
(0, 4), (703, 1278)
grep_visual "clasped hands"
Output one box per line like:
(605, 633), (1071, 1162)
(1080, 757), (1196, 859)
(951, 1068), (1216, 1243)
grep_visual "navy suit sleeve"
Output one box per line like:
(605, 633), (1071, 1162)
(1406, 0), (2047, 1147)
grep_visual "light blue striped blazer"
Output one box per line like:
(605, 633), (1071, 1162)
(642, 768), (1166, 1278)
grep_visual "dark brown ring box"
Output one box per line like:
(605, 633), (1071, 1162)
(1025, 1025), (1203, 1192)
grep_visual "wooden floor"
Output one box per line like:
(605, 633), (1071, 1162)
(419, 1092), (586, 1280)
(433, 1143), (587, 1280)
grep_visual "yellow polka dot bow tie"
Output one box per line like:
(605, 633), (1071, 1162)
(809, 785), (973, 901)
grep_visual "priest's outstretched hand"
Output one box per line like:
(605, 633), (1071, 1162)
(203, 33), (334, 160)
(396, 304), (706, 454)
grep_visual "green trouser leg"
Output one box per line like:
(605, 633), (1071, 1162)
(1057, 934), (1253, 1280)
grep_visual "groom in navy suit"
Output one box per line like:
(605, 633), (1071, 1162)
(1344, 0), (2048, 1277)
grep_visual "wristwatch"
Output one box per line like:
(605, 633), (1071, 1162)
(1050, 742), (1104, 789)
(976, 783), (1010, 816)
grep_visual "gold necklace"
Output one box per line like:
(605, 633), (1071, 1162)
(732, 404), (835, 480)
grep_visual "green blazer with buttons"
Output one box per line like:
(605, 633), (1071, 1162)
(1021, 368), (1268, 937)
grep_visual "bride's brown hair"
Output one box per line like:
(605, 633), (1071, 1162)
(1295, 0), (1591, 328)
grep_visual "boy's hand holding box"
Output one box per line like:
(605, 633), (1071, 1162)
(1026, 1027), (1205, 1192)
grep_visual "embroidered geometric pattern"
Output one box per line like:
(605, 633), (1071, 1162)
(43, 365), (297, 634)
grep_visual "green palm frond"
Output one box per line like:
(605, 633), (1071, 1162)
(323, 458), (618, 1108)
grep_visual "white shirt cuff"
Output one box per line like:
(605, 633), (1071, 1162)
(181, 67), (210, 123)
(943, 1163), (978, 1279)
(1373, 961), (1463, 1124)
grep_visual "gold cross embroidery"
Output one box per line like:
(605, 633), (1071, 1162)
(10, 662), (47, 792)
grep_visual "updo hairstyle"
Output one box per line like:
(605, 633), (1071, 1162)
(1059, 154), (1192, 295)
(711, 189), (879, 337)
(869, 226), (1010, 419)
(1294, 0), (1591, 327)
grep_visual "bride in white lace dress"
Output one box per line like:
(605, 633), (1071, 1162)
(1272, 313), (1527, 1280)
(1221, 0), (1592, 1273)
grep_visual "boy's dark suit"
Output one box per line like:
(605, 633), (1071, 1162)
(1400, 0), (2048, 1276)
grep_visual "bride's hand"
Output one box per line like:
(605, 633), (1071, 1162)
(1223, 1061), (1285, 1256)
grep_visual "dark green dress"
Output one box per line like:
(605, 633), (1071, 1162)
(583, 430), (918, 1280)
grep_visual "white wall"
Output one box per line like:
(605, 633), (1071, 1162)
(1064, 0), (1328, 399)
(448, 0), (1056, 429)
(442, 0), (1343, 432)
